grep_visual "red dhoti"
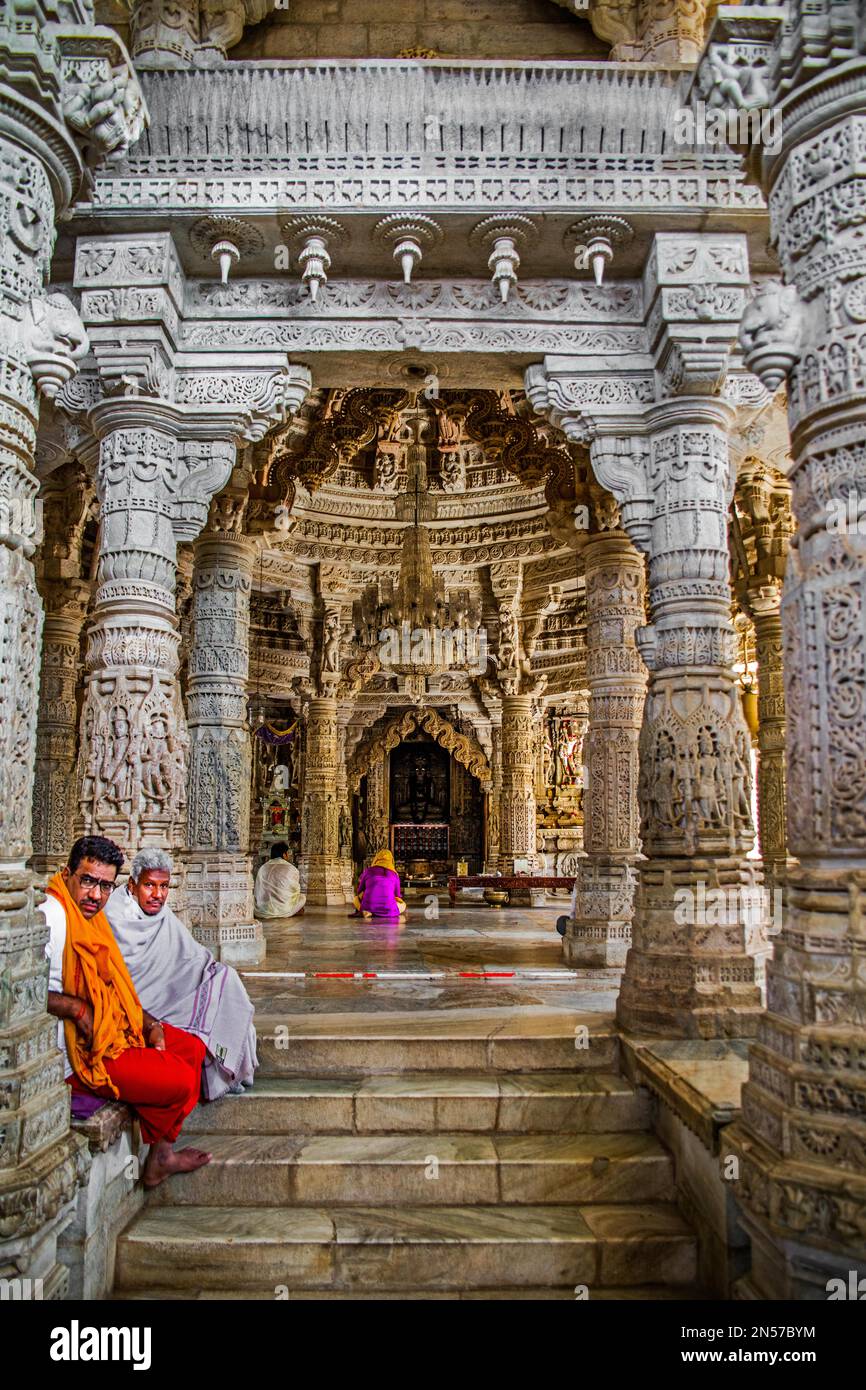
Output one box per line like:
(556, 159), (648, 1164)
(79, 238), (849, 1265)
(69, 1021), (205, 1145)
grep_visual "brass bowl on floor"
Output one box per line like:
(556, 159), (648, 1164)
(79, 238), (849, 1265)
(483, 888), (509, 908)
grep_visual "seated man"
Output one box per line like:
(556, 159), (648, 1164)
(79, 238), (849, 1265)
(105, 848), (257, 1101)
(43, 836), (211, 1189)
(254, 841), (306, 919)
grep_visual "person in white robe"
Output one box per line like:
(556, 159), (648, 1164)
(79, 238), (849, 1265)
(105, 848), (257, 1100)
(254, 841), (306, 919)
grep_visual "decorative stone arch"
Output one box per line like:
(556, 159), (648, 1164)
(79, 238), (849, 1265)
(348, 708), (491, 792)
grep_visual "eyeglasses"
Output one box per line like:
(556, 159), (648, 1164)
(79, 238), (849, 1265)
(75, 872), (116, 895)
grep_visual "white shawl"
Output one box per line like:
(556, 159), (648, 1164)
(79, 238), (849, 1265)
(105, 885), (257, 1101)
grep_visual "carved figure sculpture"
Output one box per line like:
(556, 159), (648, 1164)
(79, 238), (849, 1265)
(731, 729), (753, 826)
(62, 64), (147, 162)
(699, 45), (771, 110)
(321, 613), (341, 673)
(140, 713), (176, 811)
(101, 707), (137, 816)
(651, 735), (678, 833)
(498, 609), (517, 669)
(19, 293), (89, 399)
(440, 450), (466, 492)
(692, 726), (724, 830)
(376, 452), (400, 492)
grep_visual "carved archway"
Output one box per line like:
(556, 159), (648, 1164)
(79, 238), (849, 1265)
(348, 708), (490, 791)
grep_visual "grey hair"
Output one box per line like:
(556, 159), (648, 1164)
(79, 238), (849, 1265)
(130, 848), (174, 881)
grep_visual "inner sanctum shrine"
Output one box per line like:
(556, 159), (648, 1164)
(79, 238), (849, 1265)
(2, 0), (866, 1322)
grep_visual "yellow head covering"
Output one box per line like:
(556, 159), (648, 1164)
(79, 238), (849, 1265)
(371, 849), (396, 873)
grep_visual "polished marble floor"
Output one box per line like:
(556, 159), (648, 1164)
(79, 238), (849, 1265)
(241, 903), (622, 1022)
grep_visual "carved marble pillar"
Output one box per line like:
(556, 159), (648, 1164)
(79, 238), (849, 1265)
(0, 0), (144, 1299)
(567, 527), (646, 968)
(185, 518), (263, 965)
(594, 401), (765, 1037)
(485, 725), (502, 872)
(31, 579), (90, 876)
(335, 723), (354, 900)
(716, 0), (866, 1298)
(499, 694), (537, 877)
(302, 696), (343, 905)
(751, 589), (788, 900)
(363, 757), (388, 865)
(76, 405), (233, 858)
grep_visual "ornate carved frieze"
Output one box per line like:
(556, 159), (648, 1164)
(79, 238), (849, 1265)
(90, 63), (763, 218)
(268, 388), (410, 495)
(186, 277), (645, 324)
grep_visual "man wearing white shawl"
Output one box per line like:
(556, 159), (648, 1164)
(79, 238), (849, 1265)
(105, 849), (258, 1102)
(254, 841), (306, 919)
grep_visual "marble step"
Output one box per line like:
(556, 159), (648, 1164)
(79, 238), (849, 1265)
(147, 1131), (674, 1208)
(183, 1072), (651, 1137)
(115, 1202), (697, 1294)
(254, 1013), (618, 1076)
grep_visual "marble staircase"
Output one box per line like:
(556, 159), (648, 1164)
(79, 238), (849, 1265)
(114, 1013), (699, 1299)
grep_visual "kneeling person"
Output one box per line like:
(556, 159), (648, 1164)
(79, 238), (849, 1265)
(105, 849), (258, 1101)
(43, 836), (211, 1189)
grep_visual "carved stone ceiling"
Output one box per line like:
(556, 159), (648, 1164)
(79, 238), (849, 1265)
(260, 386), (585, 592)
(250, 387), (588, 702)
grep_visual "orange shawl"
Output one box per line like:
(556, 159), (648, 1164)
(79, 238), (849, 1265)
(47, 873), (145, 1098)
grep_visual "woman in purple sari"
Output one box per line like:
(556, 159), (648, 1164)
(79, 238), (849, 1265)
(354, 849), (407, 919)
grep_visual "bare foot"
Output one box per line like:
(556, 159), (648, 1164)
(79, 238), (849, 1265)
(143, 1141), (212, 1189)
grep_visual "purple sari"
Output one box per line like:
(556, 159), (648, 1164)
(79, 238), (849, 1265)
(357, 865), (403, 918)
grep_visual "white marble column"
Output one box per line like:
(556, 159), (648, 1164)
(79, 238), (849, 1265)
(567, 525), (646, 968)
(76, 403), (233, 858)
(0, 0), (144, 1297)
(31, 578), (90, 876)
(185, 514), (264, 965)
(713, 0), (866, 1298)
(593, 401), (765, 1037)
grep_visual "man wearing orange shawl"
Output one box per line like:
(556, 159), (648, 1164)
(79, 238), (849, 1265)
(42, 836), (211, 1189)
